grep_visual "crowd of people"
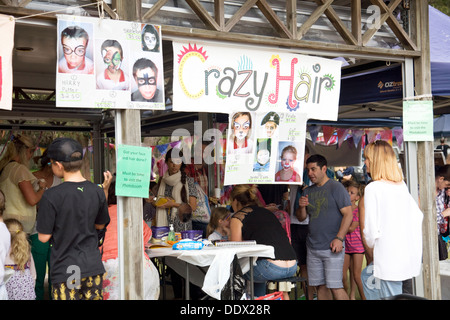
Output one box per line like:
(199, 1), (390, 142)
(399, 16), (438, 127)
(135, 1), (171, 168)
(0, 133), (433, 301)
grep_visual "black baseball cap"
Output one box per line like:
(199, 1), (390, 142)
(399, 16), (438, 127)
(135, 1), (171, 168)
(47, 138), (83, 162)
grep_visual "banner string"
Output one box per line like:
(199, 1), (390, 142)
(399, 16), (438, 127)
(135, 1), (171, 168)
(14, 1), (104, 21)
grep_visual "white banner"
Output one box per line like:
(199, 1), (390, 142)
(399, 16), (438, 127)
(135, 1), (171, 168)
(224, 111), (307, 185)
(0, 15), (14, 110)
(173, 41), (342, 121)
(56, 15), (164, 110)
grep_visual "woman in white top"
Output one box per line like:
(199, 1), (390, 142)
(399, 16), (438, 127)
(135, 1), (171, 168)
(361, 140), (423, 299)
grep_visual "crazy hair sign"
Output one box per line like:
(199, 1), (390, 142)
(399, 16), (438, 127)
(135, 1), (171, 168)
(56, 15), (164, 110)
(172, 41), (342, 121)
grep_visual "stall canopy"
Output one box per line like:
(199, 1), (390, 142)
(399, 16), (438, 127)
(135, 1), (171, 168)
(339, 5), (450, 106)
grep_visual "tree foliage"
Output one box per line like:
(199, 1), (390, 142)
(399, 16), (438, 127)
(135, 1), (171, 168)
(430, 0), (450, 15)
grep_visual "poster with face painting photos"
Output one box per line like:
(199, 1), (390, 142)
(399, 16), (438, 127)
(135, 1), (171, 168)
(224, 111), (307, 186)
(56, 15), (164, 110)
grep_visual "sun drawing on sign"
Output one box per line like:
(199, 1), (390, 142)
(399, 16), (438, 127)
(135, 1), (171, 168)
(177, 44), (208, 99)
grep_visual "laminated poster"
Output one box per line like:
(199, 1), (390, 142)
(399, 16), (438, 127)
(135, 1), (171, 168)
(56, 15), (164, 110)
(224, 111), (308, 185)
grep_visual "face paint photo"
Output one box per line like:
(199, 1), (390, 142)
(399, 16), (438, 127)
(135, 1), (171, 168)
(228, 112), (254, 155)
(260, 112), (280, 138)
(274, 144), (301, 182)
(141, 24), (160, 52)
(131, 58), (161, 102)
(253, 138), (271, 172)
(58, 24), (94, 74)
(96, 39), (130, 91)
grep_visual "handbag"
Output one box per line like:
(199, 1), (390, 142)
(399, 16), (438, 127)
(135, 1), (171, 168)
(192, 182), (211, 223)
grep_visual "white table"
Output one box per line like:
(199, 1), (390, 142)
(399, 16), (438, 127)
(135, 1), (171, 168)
(146, 244), (274, 300)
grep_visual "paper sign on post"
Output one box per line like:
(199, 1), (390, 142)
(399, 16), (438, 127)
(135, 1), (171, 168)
(116, 144), (151, 198)
(403, 100), (434, 141)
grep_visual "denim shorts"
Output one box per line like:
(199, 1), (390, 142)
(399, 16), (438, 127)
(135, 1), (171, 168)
(244, 259), (297, 297)
(249, 259), (297, 282)
(361, 263), (403, 300)
(307, 247), (345, 288)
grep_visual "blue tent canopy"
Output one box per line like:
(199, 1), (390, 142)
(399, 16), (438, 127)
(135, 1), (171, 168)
(339, 6), (450, 106)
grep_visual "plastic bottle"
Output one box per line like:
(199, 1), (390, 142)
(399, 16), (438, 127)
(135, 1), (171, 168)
(168, 224), (175, 242)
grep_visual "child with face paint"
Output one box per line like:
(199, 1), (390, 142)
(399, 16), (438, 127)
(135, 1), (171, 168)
(261, 112), (280, 138)
(131, 58), (161, 102)
(96, 39), (130, 90)
(141, 24), (160, 52)
(253, 139), (271, 172)
(275, 145), (301, 182)
(228, 112), (254, 155)
(58, 25), (94, 74)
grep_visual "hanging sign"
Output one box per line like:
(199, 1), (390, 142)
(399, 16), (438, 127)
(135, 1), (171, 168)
(172, 41), (342, 121)
(224, 111), (307, 185)
(56, 15), (164, 110)
(116, 144), (152, 198)
(0, 15), (14, 110)
(403, 100), (434, 141)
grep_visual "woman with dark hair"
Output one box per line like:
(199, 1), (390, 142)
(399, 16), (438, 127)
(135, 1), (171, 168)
(154, 148), (198, 230)
(229, 184), (297, 298)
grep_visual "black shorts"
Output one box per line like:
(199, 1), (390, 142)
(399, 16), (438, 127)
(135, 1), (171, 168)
(291, 224), (309, 266)
(51, 274), (104, 300)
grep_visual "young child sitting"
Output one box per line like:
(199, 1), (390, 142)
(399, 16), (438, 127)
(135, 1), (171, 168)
(4, 218), (36, 300)
(206, 207), (231, 242)
(37, 137), (110, 300)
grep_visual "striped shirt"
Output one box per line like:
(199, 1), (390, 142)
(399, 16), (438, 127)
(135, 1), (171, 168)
(345, 207), (365, 254)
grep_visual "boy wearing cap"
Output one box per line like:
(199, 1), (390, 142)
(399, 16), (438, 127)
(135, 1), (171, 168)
(37, 138), (110, 300)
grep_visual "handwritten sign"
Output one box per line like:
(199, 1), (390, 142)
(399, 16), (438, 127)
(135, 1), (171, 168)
(172, 41), (342, 121)
(116, 144), (152, 198)
(56, 15), (165, 110)
(224, 111), (307, 185)
(403, 100), (433, 141)
(0, 14), (14, 110)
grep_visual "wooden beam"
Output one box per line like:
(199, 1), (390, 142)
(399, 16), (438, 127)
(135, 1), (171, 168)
(185, 0), (220, 31)
(214, 0), (225, 30)
(224, 0), (258, 32)
(256, 0), (292, 39)
(297, 0), (333, 40)
(315, 0), (358, 45)
(111, 0), (145, 301)
(286, 0), (297, 39)
(351, 0), (362, 45)
(142, 0), (168, 21)
(411, 0), (440, 300)
(162, 24), (421, 60)
(364, 0), (417, 50)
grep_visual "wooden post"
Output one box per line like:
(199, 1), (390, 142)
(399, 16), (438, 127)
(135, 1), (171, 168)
(112, 0), (144, 300)
(412, 1), (441, 300)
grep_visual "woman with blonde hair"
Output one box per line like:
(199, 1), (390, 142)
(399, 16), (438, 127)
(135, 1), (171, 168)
(229, 184), (297, 298)
(4, 218), (36, 300)
(361, 140), (423, 299)
(0, 135), (46, 299)
(0, 135), (47, 234)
